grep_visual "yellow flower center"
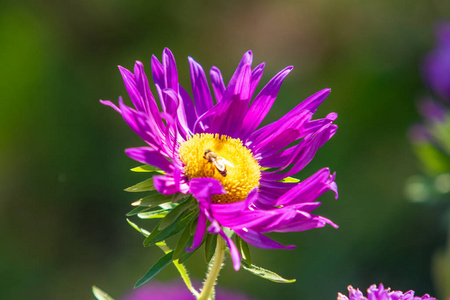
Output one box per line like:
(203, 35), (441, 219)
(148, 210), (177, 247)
(179, 133), (261, 204)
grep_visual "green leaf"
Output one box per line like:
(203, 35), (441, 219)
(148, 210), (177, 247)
(172, 193), (190, 203)
(280, 176), (300, 183)
(205, 234), (217, 263)
(234, 236), (252, 265)
(131, 192), (173, 207)
(144, 211), (197, 247)
(173, 225), (194, 260)
(125, 178), (156, 192)
(92, 286), (114, 300)
(126, 206), (151, 217)
(242, 261), (296, 283)
(130, 165), (164, 173)
(127, 219), (150, 237)
(159, 198), (195, 230)
(177, 246), (197, 264)
(135, 251), (174, 288)
(138, 207), (172, 219)
(190, 215), (198, 236)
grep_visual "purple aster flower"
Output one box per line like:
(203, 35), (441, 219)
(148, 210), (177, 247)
(122, 281), (254, 300)
(101, 48), (338, 271)
(422, 22), (450, 101)
(337, 284), (436, 300)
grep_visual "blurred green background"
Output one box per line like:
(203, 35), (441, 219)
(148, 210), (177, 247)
(1, 0), (450, 299)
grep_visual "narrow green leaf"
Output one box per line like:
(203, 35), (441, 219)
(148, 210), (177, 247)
(159, 198), (196, 230)
(135, 251), (174, 288)
(144, 211), (197, 247)
(240, 238), (252, 266)
(130, 165), (163, 173)
(126, 219), (150, 237)
(172, 193), (190, 203)
(131, 192), (173, 207)
(190, 215), (198, 236)
(173, 225), (194, 260)
(281, 176), (300, 183)
(92, 286), (114, 300)
(137, 208), (171, 219)
(126, 206), (151, 217)
(177, 247), (196, 264)
(124, 178), (155, 192)
(242, 261), (296, 283)
(205, 234), (217, 263)
(234, 236), (252, 265)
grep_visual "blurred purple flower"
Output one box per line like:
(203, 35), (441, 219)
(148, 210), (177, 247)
(102, 48), (338, 271)
(423, 22), (450, 101)
(337, 284), (436, 300)
(418, 98), (446, 123)
(122, 281), (255, 300)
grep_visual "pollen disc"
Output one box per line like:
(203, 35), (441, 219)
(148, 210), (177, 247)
(179, 133), (261, 204)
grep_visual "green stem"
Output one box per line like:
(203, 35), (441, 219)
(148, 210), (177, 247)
(198, 236), (225, 300)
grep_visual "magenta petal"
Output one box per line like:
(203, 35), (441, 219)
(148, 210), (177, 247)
(210, 66), (225, 103)
(208, 222), (241, 271)
(248, 88), (330, 143)
(151, 54), (164, 89)
(249, 62), (265, 97)
(189, 57), (214, 115)
(235, 228), (295, 250)
(125, 147), (173, 173)
(100, 100), (121, 113)
(118, 65), (145, 113)
(162, 48), (179, 92)
(179, 86), (198, 132)
(187, 210), (206, 252)
(118, 98), (166, 151)
(153, 175), (180, 195)
(275, 168), (338, 206)
(189, 177), (226, 204)
(241, 66), (293, 139)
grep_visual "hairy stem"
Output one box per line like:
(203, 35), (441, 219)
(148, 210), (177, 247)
(198, 236), (225, 300)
